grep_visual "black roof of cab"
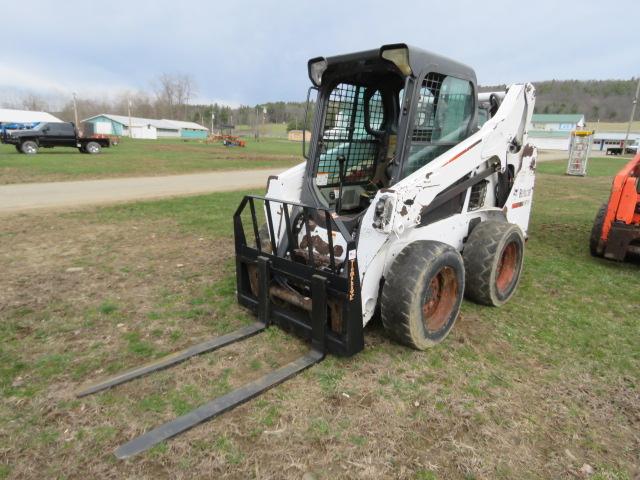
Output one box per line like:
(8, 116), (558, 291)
(308, 43), (477, 87)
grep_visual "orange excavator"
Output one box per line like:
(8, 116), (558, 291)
(590, 152), (640, 261)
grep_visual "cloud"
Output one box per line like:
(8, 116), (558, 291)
(0, 64), (131, 97)
(0, 0), (637, 105)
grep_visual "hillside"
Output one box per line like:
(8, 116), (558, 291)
(481, 79), (639, 122)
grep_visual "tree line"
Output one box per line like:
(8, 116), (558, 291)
(188, 101), (313, 131)
(1, 73), (199, 125)
(1, 72), (314, 131)
(2, 76), (638, 128)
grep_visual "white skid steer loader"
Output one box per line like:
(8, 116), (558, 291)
(77, 44), (537, 458)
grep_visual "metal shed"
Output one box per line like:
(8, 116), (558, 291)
(83, 114), (208, 139)
(0, 108), (64, 133)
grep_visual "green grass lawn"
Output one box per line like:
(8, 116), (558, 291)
(0, 159), (637, 479)
(0, 136), (302, 184)
(233, 122), (289, 138)
(537, 155), (632, 177)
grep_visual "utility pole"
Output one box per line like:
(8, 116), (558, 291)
(210, 104), (214, 135)
(255, 106), (259, 141)
(263, 106), (267, 138)
(128, 98), (133, 138)
(72, 92), (79, 129)
(622, 77), (640, 154)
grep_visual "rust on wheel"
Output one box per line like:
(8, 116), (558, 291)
(496, 241), (518, 294)
(422, 266), (458, 333)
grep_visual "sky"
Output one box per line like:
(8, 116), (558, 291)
(0, 0), (637, 107)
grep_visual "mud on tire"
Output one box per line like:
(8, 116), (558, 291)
(463, 220), (525, 307)
(381, 240), (465, 350)
(589, 203), (607, 257)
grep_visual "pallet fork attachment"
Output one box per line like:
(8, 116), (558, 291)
(76, 257), (328, 459)
(75, 322), (266, 397)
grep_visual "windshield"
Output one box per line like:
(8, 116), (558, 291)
(316, 83), (384, 188)
(310, 74), (405, 213)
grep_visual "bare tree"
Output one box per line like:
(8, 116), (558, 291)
(154, 73), (197, 120)
(21, 93), (49, 111)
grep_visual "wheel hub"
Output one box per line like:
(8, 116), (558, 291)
(496, 241), (518, 294)
(422, 266), (457, 333)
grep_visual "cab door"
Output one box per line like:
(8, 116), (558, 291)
(401, 73), (475, 177)
(43, 123), (75, 146)
(57, 123), (77, 146)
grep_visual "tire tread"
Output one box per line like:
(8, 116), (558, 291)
(381, 241), (463, 349)
(463, 221), (524, 306)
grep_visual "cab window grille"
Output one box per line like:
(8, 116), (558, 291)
(412, 73), (444, 143)
(317, 83), (384, 187)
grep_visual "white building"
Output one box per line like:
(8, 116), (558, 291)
(83, 114), (209, 139)
(592, 132), (640, 152)
(0, 108), (63, 125)
(528, 114), (586, 150)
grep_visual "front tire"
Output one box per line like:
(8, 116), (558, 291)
(589, 203), (607, 257)
(463, 221), (525, 307)
(381, 241), (465, 350)
(15, 144), (22, 153)
(21, 141), (38, 154)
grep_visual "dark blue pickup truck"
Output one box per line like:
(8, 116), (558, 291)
(1, 122), (111, 154)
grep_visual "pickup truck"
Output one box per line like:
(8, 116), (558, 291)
(1, 122), (111, 154)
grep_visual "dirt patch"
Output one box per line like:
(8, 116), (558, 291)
(149, 143), (297, 161)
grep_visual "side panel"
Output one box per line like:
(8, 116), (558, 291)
(180, 129), (208, 139)
(265, 162), (307, 242)
(505, 145), (537, 234)
(602, 154), (640, 240)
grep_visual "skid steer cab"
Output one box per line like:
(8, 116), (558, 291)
(77, 44), (537, 459)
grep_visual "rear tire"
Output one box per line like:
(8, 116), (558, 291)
(381, 241), (465, 350)
(589, 203), (607, 257)
(85, 142), (101, 154)
(463, 221), (525, 306)
(21, 141), (38, 154)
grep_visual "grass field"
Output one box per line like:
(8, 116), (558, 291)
(0, 137), (302, 184)
(0, 157), (638, 479)
(233, 123), (289, 138)
(591, 121), (640, 134)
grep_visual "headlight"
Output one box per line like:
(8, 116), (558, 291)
(380, 45), (412, 76)
(372, 195), (395, 231)
(308, 58), (327, 87)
